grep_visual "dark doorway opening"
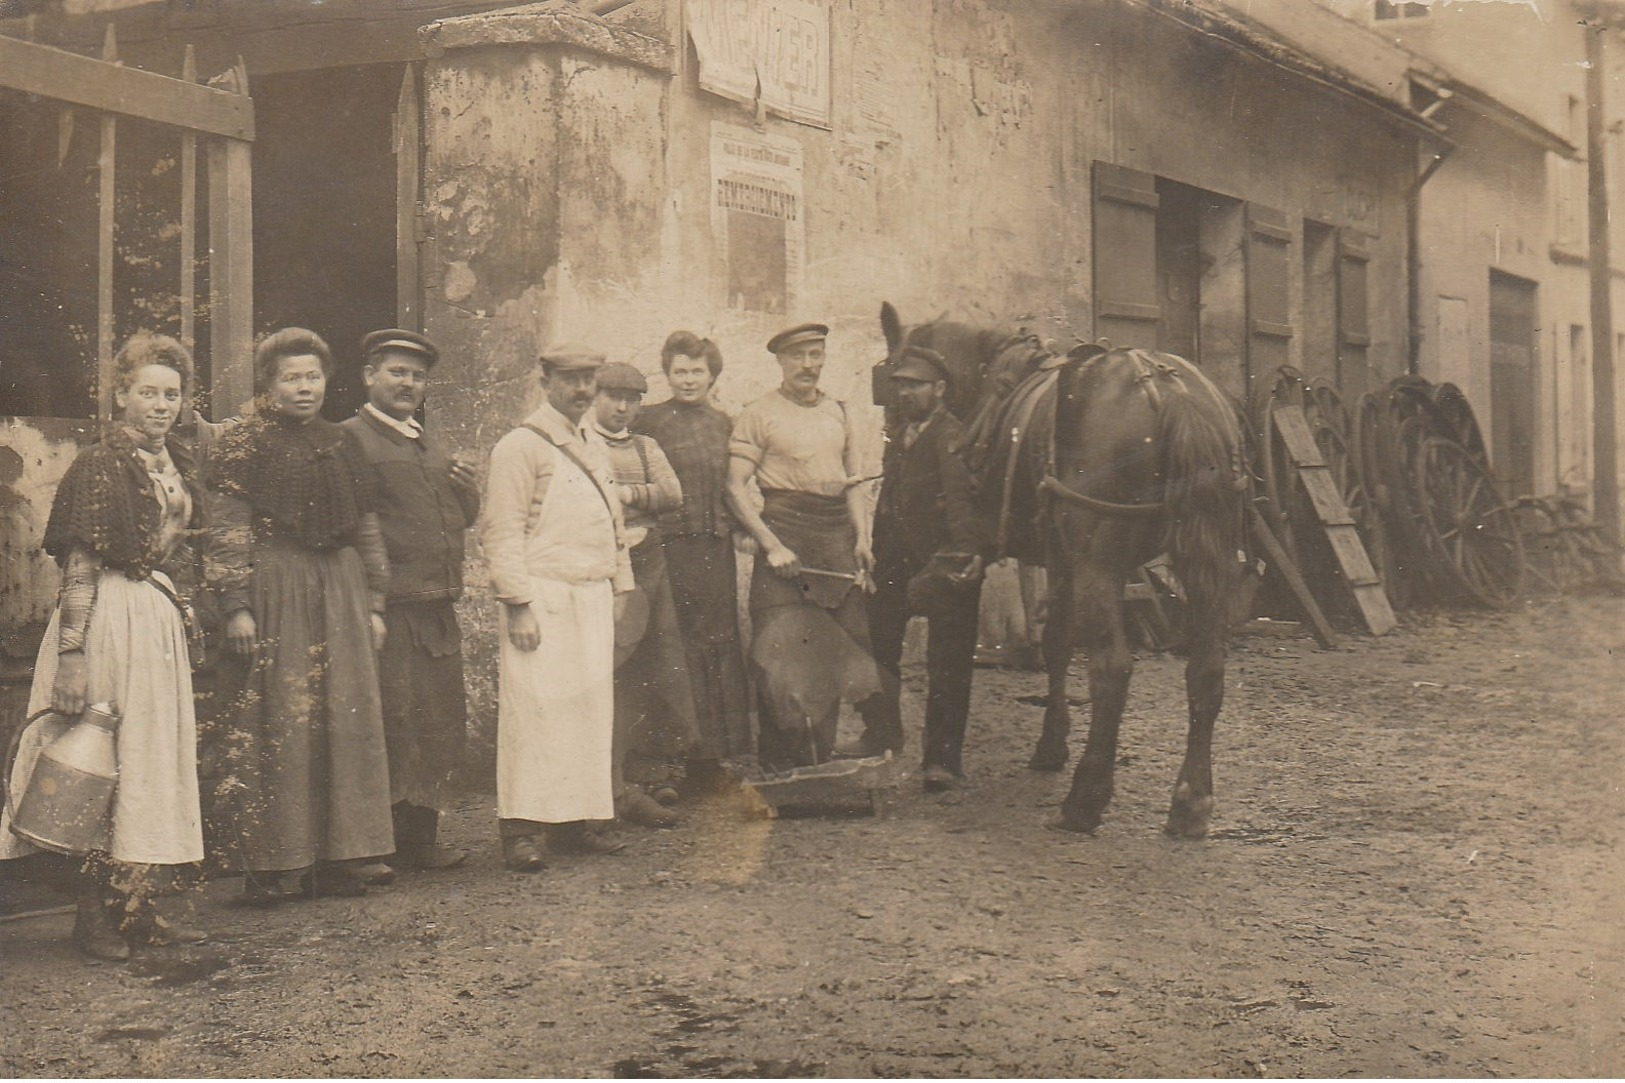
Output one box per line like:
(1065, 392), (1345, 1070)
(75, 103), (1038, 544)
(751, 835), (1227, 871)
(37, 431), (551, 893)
(1488, 269), (1537, 499)
(252, 64), (401, 421)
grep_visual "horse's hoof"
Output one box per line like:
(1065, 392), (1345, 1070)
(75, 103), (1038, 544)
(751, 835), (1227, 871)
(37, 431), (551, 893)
(1162, 820), (1210, 840)
(1044, 809), (1098, 835)
(1027, 747), (1068, 772)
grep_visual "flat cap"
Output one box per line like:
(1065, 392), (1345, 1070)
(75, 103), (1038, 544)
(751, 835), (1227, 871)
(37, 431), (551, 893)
(766, 322), (829, 355)
(596, 362), (648, 394)
(538, 342), (606, 371)
(891, 345), (950, 384)
(362, 328), (439, 366)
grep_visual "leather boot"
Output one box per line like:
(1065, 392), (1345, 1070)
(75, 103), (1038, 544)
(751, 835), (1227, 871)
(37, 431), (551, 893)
(72, 877), (129, 962)
(547, 820), (626, 856)
(113, 862), (208, 945)
(397, 805), (467, 870)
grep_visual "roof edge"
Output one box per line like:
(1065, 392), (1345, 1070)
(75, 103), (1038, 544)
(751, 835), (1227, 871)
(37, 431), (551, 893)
(422, 0), (673, 73)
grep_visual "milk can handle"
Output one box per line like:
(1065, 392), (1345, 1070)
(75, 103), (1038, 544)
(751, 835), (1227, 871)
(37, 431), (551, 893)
(3, 709), (64, 826)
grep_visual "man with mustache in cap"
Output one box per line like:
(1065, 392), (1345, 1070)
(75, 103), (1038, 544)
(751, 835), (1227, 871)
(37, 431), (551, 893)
(726, 323), (887, 770)
(483, 343), (634, 871)
(342, 329), (480, 871)
(862, 345), (991, 791)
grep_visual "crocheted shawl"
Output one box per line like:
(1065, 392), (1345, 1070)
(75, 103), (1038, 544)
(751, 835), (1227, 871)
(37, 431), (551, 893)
(43, 425), (206, 578)
(209, 413), (374, 550)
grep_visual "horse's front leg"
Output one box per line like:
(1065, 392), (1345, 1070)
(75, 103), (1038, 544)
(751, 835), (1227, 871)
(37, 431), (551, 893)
(1051, 566), (1132, 834)
(1164, 595), (1226, 839)
(1028, 559), (1073, 771)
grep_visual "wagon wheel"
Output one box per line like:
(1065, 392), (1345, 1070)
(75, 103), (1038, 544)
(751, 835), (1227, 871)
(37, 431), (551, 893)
(1410, 436), (1525, 608)
(1430, 383), (1489, 469)
(1512, 497), (1586, 594)
(1381, 414), (1437, 604)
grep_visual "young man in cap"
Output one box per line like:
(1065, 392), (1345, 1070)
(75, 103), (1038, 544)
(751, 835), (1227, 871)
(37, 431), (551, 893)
(726, 323), (886, 770)
(592, 362), (697, 827)
(482, 344), (634, 871)
(862, 345), (991, 790)
(342, 329), (480, 869)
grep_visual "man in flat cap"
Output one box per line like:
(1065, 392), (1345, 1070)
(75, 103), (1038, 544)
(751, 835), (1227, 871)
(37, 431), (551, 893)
(726, 323), (886, 770)
(591, 362), (697, 828)
(482, 344), (634, 872)
(860, 345), (991, 790)
(342, 329), (480, 870)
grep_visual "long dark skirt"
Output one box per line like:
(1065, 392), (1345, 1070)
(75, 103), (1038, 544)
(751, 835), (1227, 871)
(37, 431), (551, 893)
(663, 533), (752, 761)
(224, 545), (394, 872)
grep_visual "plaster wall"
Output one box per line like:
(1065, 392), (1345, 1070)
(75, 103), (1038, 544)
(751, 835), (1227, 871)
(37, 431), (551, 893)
(413, 0), (1425, 739)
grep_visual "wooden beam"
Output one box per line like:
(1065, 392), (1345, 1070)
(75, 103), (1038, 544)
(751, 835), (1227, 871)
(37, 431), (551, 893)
(96, 26), (116, 422)
(208, 137), (253, 417)
(0, 35), (254, 141)
(1247, 503), (1340, 649)
(395, 63), (421, 331)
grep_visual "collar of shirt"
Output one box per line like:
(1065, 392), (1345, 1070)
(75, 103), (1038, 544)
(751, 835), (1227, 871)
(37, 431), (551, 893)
(364, 402), (424, 439)
(526, 400), (593, 447)
(593, 421), (633, 445)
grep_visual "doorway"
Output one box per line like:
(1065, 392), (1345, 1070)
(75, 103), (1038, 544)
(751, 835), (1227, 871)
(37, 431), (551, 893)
(1488, 270), (1537, 499)
(251, 64), (404, 421)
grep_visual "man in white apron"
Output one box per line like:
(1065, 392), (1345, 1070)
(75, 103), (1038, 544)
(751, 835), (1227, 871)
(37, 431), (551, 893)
(482, 344), (634, 872)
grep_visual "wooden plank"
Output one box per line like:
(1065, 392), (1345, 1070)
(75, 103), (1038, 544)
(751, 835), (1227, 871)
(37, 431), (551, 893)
(0, 36), (254, 141)
(208, 136), (254, 416)
(96, 27), (116, 422)
(1247, 504), (1339, 649)
(395, 63), (422, 330)
(1326, 527), (1381, 585)
(1352, 583), (1398, 635)
(1299, 470), (1357, 526)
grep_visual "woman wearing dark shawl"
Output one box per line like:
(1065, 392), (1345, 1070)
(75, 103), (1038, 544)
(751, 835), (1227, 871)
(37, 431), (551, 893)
(209, 327), (394, 902)
(1, 333), (209, 959)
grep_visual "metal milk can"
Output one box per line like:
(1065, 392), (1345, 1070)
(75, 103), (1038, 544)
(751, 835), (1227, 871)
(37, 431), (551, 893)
(7, 703), (120, 855)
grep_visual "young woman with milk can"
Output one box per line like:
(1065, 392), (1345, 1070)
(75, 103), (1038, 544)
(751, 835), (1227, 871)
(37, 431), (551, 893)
(1, 332), (209, 960)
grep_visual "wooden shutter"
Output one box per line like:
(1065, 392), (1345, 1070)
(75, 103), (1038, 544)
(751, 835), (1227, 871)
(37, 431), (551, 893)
(1336, 230), (1371, 397)
(1246, 202), (1293, 393)
(1092, 162), (1160, 349)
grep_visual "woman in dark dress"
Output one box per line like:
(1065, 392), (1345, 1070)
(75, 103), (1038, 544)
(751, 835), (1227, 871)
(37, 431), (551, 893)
(633, 332), (753, 780)
(210, 328), (394, 902)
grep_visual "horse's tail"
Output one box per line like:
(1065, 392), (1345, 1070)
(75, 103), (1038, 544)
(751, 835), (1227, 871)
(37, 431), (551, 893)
(1158, 384), (1243, 612)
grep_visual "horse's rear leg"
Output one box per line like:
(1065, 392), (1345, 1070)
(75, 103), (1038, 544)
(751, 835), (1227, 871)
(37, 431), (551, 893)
(1028, 564), (1073, 771)
(1164, 594), (1225, 839)
(1051, 568), (1132, 834)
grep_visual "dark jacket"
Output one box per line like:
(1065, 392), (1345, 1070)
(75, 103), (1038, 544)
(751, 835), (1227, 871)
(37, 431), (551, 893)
(872, 407), (991, 568)
(341, 409), (479, 603)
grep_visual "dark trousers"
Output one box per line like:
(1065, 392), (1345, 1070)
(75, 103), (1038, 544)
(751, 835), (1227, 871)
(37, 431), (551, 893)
(865, 551), (982, 774)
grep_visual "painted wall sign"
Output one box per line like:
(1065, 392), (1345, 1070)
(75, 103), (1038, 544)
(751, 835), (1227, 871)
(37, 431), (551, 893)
(710, 122), (805, 313)
(688, 0), (832, 129)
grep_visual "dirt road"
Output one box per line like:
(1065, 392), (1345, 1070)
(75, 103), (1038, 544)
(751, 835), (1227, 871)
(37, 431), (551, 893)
(1, 594), (1621, 1077)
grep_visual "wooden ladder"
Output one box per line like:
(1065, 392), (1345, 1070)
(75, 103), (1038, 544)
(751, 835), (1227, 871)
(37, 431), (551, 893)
(1272, 404), (1397, 636)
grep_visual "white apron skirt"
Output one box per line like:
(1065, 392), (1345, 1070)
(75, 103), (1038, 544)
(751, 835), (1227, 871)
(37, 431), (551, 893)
(2, 572), (203, 865)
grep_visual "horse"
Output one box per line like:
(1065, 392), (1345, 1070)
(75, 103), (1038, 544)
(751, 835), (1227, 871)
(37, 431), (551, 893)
(875, 302), (1246, 837)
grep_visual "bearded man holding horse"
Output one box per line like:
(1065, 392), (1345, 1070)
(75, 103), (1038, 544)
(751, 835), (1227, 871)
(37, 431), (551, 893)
(876, 303), (1245, 838)
(850, 345), (993, 791)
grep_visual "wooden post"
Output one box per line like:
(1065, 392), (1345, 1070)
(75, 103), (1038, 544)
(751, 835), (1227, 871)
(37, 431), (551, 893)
(96, 25), (117, 420)
(395, 63), (422, 330)
(180, 45), (197, 360)
(1585, 20), (1621, 544)
(208, 135), (254, 416)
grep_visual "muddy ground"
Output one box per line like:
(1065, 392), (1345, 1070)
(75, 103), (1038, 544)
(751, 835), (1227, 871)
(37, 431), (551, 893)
(0, 593), (1621, 1078)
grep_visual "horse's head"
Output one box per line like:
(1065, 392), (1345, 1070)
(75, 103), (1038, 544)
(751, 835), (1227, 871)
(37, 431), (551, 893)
(873, 302), (1001, 422)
